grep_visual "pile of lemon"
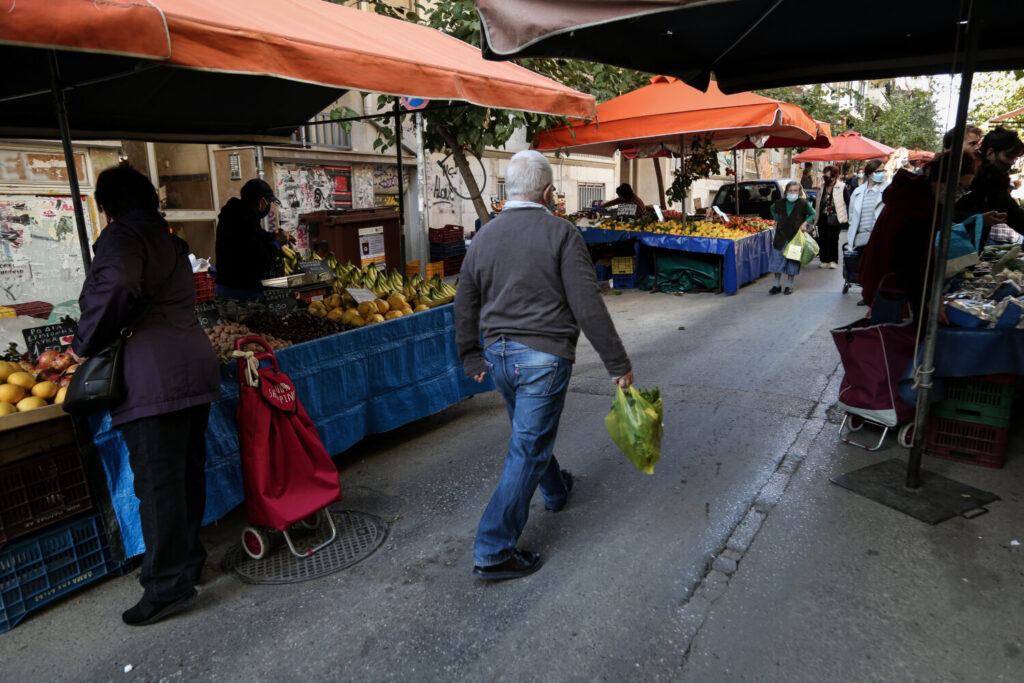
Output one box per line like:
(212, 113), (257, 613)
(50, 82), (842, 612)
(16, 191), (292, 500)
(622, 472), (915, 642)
(0, 361), (63, 416)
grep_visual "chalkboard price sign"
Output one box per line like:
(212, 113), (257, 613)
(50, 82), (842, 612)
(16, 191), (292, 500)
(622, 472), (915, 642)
(22, 320), (78, 358)
(616, 203), (638, 220)
(298, 260), (335, 283)
(194, 301), (223, 329)
(262, 287), (298, 316)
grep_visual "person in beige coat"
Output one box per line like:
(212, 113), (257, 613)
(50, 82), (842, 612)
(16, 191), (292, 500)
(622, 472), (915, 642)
(813, 165), (848, 268)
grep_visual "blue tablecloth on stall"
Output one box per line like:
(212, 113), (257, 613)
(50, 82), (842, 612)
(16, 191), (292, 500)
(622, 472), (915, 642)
(86, 304), (493, 557)
(579, 226), (773, 293)
(898, 327), (1024, 406)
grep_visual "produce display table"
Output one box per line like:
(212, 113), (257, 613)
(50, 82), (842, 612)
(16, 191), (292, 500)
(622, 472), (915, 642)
(84, 304), (492, 557)
(579, 226), (773, 294)
(898, 327), (1024, 406)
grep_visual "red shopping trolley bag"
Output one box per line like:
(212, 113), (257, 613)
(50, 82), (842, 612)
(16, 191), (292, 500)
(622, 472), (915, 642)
(233, 336), (341, 531)
(831, 318), (916, 428)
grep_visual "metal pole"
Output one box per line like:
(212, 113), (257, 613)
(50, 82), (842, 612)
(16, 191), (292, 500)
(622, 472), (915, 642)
(416, 112), (429, 277)
(394, 99), (407, 270)
(679, 134), (687, 232)
(733, 149), (740, 216)
(49, 52), (92, 271)
(906, 0), (980, 489)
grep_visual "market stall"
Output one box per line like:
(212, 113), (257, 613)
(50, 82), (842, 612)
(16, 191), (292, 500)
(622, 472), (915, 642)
(84, 303), (491, 557)
(578, 219), (774, 294)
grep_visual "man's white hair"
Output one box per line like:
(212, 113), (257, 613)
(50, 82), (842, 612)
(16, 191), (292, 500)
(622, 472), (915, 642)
(505, 150), (553, 201)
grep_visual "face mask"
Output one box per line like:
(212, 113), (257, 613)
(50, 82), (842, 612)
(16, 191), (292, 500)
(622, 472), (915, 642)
(857, 171), (864, 179)
(823, 175), (832, 181)
(871, 171), (886, 183)
(992, 159), (1012, 172)
(786, 193), (799, 202)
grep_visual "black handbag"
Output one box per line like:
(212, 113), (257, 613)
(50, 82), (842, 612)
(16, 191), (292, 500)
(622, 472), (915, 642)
(826, 212), (841, 227)
(63, 264), (177, 415)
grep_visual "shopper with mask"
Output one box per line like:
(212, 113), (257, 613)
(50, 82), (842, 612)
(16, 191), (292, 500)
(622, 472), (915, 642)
(956, 126), (1024, 235)
(213, 178), (294, 320)
(767, 181), (815, 295)
(846, 159), (890, 251)
(813, 165), (848, 269)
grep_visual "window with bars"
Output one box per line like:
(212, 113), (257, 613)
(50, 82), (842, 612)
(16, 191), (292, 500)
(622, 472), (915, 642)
(578, 183), (605, 210)
(291, 112), (352, 150)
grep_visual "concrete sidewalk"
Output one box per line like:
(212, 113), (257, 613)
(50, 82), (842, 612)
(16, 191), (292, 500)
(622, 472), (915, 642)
(678, 370), (1024, 682)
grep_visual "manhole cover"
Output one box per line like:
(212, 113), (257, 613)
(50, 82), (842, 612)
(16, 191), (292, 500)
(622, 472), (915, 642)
(223, 507), (389, 585)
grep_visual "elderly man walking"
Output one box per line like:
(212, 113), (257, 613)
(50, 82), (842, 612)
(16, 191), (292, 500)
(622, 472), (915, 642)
(455, 150), (634, 581)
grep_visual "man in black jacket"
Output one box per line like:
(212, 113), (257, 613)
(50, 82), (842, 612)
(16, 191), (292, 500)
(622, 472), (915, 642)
(214, 178), (292, 319)
(956, 127), (1024, 236)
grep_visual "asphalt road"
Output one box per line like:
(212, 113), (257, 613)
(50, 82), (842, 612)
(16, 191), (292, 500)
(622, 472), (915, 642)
(0, 260), (865, 681)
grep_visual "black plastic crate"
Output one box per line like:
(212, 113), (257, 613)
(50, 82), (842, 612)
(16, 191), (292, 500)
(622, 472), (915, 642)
(0, 447), (92, 548)
(429, 241), (467, 259)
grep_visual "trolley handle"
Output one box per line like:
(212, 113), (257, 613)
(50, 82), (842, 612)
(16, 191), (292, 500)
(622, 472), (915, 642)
(233, 335), (280, 373)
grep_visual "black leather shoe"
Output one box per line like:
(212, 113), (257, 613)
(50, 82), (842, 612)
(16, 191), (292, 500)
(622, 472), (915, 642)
(546, 470), (574, 512)
(783, 287), (793, 295)
(769, 286), (782, 295)
(122, 589), (197, 626)
(473, 550), (543, 580)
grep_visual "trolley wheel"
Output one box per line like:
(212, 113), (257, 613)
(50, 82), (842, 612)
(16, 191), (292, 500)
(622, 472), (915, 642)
(298, 511), (322, 531)
(847, 415), (864, 432)
(241, 526), (270, 560)
(842, 283), (850, 294)
(898, 423), (915, 449)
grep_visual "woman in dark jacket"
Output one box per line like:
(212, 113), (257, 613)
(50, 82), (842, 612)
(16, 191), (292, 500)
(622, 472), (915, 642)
(767, 181), (815, 295)
(72, 164), (220, 626)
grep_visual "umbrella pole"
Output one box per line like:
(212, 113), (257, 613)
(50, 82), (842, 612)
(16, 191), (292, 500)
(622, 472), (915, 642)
(652, 157), (666, 210)
(48, 52), (91, 271)
(906, 0), (981, 489)
(394, 99), (406, 269)
(679, 134), (686, 232)
(733, 150), (740, 216)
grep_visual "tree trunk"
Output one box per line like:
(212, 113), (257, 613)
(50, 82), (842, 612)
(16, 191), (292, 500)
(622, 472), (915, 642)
(435, 123), (491, 227)
(652, 157), (666, 209)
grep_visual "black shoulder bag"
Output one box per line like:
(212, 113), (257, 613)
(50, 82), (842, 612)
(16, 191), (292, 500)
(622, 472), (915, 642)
(63, 266), (178, 415)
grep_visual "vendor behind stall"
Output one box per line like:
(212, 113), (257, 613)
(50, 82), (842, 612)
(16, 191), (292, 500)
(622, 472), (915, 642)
(214, 178), (294, 320)
(956, 126), (1024, 237)
(601, 183), (649, 218)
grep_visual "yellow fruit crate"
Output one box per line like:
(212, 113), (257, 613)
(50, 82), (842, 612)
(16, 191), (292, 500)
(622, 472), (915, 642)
(611, 257), (635, 274)
(425, 261), (444, 279)
(405, 261), (420, 277)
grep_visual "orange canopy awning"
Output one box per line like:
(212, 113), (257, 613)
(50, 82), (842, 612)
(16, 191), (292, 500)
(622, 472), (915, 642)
(793, 131), (895, 162)
(531, 76), (829, 156)
(0, 0), (595, 140)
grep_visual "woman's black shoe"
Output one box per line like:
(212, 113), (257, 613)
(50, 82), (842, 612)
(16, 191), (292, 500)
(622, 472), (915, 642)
(122, 589), (197, 626)
(473, 550), (543, 580)
(769, 286), (782, 295)
(783, 287), (793, 295)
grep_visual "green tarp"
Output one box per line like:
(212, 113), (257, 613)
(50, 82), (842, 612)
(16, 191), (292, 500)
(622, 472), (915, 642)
(655, 250), (721, 292)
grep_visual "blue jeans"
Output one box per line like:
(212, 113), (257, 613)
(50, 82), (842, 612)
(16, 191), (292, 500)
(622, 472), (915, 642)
(474, 339), (573, 567)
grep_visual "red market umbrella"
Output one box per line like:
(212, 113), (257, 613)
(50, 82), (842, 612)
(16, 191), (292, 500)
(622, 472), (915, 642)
(908, 149), (936, 162)
(533, 76), (829, 156)
(793, 131), (894, 162)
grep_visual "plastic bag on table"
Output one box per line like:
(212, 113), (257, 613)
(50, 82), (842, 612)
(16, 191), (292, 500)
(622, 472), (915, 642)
(605, 385), (664, 474)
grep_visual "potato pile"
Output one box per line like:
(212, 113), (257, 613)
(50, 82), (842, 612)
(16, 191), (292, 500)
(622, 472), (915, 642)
(204, 322), (291, 363)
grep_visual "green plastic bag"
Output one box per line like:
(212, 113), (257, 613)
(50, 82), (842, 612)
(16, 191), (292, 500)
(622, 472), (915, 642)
(605, 385), (664, 474)
(783, 231), (820, 266)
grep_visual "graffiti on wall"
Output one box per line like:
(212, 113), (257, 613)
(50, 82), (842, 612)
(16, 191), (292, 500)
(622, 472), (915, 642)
(352, 165), (375, 209)
(0, 196), (90, 305)
(274, 164), (337, 250)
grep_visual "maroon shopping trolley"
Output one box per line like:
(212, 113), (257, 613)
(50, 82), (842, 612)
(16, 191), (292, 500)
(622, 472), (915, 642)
(831, 318), (918, 451)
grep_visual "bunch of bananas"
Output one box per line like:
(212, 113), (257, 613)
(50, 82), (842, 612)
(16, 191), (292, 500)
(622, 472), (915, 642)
(279, 244), (302, 275)
(322, 255), (456, 308)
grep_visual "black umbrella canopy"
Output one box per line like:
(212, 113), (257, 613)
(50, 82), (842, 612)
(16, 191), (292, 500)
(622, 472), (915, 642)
(475, 0), (1024, 93)
(0, 47), (340, 143)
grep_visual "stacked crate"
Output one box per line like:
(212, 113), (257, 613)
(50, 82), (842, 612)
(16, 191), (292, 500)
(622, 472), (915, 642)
(1, 416), (128, 633)
(428, 224), (466, 276)
(925, 375), (1015, 468)
(611, 256), (636, 289)
(193, 272), (216, 303)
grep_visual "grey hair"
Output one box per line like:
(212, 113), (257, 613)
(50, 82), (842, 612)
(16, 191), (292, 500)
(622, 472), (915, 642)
(506, 150), (553, 201)
(784, 181), (802, 193)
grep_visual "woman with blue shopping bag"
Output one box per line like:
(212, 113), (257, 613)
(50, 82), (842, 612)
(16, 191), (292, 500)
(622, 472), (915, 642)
(768, 181), (816, 295)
